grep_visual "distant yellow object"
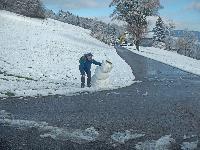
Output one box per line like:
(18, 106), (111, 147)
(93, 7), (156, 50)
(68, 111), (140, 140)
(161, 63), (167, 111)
(119, 33), (126, 44)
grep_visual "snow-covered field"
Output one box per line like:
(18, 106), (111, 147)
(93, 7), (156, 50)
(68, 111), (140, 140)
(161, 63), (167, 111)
(0, 10), (135, 97)
(126, 46), (200, 76)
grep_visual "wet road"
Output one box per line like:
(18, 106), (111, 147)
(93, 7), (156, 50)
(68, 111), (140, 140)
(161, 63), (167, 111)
(0, 46), (200, 149)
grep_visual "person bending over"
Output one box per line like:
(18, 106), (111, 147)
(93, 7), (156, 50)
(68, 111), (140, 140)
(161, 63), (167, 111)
(79, 53), (101, 88)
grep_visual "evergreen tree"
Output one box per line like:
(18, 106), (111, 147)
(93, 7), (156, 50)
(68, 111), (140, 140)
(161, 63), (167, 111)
(153, 17), (166, 42)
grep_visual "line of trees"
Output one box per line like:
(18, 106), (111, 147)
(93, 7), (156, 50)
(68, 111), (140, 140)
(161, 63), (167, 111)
(46, 9), (123, 45)
(153, 17), (200, 60)
(175, 31), (200, 59)
(0, 0), (45, 18)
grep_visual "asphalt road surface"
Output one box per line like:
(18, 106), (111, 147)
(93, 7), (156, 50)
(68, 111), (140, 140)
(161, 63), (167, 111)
(0, 46), (200, 150)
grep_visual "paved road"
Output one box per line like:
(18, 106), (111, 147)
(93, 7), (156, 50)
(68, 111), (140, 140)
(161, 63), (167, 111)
(0, 46), (200, 149)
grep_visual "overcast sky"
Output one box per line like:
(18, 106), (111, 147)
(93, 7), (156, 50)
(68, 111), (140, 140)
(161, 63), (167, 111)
(43, 0), (200, 31)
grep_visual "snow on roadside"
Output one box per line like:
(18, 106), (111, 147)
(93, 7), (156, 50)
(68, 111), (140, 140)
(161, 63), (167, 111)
(135, 135), (198, 150)
(135, 135), (176, 150)
(0, 10), (135, 97)
(181, 141), (198, 150)
(126, 46), (200, 76)
(181, 135), (198, 150)
(0, 110), (99, 143)
(0, 110), (198, 148)
(111, 130), (145, 144)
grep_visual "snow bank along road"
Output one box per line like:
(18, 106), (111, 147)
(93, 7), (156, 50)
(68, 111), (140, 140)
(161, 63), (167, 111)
(126, 46), (200, 77)
(0, 10), (134, 97)
(1, 46), (200, 149)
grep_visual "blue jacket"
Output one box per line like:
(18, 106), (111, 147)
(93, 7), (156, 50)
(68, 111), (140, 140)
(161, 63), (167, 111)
(79, 56), (101, 75)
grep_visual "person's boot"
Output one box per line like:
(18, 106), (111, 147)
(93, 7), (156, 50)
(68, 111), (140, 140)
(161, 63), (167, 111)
(87, 83), (91, 88)
(81, 83), (85, 88)
(81, 76), (85, 88)
(87, 77), (91, 87)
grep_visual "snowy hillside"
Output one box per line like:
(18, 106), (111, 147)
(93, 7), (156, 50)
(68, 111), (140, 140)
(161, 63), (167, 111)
(0, 10), (135, 97)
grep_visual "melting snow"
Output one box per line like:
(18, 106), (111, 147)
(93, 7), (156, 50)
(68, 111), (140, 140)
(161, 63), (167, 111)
(181, 141), (198, 150)
(111, 130), (145, 144)
(0, 110), (99, 143)
(135, 135), (176, 150)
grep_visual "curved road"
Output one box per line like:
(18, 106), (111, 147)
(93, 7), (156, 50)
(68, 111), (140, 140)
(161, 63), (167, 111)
(0, 46), (200, 149)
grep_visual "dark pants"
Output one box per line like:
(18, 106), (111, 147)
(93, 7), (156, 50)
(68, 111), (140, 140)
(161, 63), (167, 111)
(2, 3), (7, 9)
(81, 70), (91, 87)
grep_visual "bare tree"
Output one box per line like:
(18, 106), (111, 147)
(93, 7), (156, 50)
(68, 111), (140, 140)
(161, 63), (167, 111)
(175, 31), (198, 57)
(164, 21), (175, 51)
(194, 44), (200, 60)
(110, 0), (161, 50)
(127, 23), (147, 49)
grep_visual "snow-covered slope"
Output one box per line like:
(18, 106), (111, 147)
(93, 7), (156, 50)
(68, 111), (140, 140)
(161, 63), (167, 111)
(126, 46), (200, 76)
(0, 10), (135, 97)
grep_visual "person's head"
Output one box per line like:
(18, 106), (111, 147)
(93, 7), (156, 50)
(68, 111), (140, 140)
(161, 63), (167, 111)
(85, 53), (93, 60)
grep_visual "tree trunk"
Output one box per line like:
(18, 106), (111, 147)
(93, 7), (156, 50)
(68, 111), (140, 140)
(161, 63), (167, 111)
(135, 40), (140, 51)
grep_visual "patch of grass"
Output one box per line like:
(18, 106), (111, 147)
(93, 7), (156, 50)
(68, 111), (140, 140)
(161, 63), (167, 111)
(5, 73), (36, 81)
(5, 92), (15, 97)
(0, 71), (6, 74)
(15, 75), (35, 81)
(0, 70), (37, 81)
(37, 94), (42, 97)
(0, 78), (9, 81)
